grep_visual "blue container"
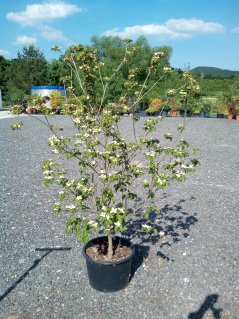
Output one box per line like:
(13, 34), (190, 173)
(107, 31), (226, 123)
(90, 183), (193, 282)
(31, 86), (66, 97)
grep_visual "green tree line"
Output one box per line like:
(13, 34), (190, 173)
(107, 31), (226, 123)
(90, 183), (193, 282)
(0, 36), (238, 106)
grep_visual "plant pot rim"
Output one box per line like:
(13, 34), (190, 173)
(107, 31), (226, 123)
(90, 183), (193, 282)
(82, 235), (135, 266)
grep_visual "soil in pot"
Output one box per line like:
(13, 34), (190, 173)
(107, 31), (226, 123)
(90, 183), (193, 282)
(86, 238), (132, 262)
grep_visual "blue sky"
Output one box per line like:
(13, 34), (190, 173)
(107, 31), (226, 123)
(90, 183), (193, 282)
(0, 0), (238, 70)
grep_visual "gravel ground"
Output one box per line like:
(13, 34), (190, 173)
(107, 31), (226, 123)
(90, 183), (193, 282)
(0, 115), (239, 319)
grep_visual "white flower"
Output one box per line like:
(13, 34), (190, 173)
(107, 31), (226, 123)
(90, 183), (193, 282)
(179, 90), (187, 96)
(175, 171), (186, 178)
(66, 204), (76, 210)
(43, 169), (53, 175)
(54, 202), (61, 206)
(145, 151), (156, 158)
(154, 51), (164, 57)
(157, 178), (164, 185)
(92, 128), (101, 134)
(177, 124), (185, 131)
(44, 176), (53, 180)
(110, 208), (117, 214)
(166, 89), (176, 96)
(110, 141), (119, 146)
(48, 135), (59, 145)
(117, 208), (125, 214)
(74, 139), (83, 146)
(163, 67), (173, 73)
(51, 45), (61, 51)
(73, 118), (81, 124)
(114, 221), (121, 227)
(142, 224), (152, 230)
(88, 220), (98, 228)
(143, 179), (149, 187)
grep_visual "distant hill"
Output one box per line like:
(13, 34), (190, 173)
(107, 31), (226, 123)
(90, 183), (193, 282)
(191, 66), (239, 78)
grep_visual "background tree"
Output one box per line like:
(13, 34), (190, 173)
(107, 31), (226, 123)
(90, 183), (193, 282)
(6, 45), (48, 101)
(90, 36), (172, 106)
(47, 58), (67, 86)
(91, 36), (128, 102)
(0, 56), (10, 103)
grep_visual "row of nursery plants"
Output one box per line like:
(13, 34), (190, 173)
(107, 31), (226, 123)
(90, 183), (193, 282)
(11, 90), (64, 114)
(12, 91), (239, 120)
(145, 95), (239, 118)
(11, 39), (202, 292)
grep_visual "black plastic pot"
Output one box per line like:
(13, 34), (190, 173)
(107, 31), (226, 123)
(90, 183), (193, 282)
(161, 110), (168, 117)
(200, 111), (206, 118)
(82, 236), (135, 292)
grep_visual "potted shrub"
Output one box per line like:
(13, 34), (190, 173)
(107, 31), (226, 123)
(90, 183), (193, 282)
(179, 93), (200, 117)
(216, 106), (227, 118)
(11, 41), (200, 292)
(26, 94), (44, 114)
(227, 98), (236, 121)
(200, 102), (212, 118)
(169, 97), (180, 116)
(106, 101), (130, 115)
(166, 73), (201, 118)
(145, 98), (162, 116)
(216, 96), (229, 118)
(159, 99), (171, 117)
(11, 98), (28, 113)
(192, 105), (201, 117)
(235, 103), (239, 121)
(11, 104), (25, 115)
(50, 90), (64, 114)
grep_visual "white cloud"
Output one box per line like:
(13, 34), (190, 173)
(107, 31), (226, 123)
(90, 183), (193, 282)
(232, 26), (239, 33)
(39, 25), (70, 43)
(13, 35), (37, 45)
(6, 1), (83, 27)
(104, 24), (190, 40)
(6, 1), (84, 45)
(166, 18), (224, 33)
(104, 18), (224, 40)
(0, 49), (10, 56)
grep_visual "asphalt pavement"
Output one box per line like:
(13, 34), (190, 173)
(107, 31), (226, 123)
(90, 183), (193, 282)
(0, 115), (238, 319)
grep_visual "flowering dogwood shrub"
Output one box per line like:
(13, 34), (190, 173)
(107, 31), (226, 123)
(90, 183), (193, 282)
(12, 39), (200, 260)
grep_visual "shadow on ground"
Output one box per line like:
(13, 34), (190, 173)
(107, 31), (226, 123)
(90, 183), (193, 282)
(0, 247), (71, 302)
(126, 196), (198, 276)
(188, 294), (223, 319)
